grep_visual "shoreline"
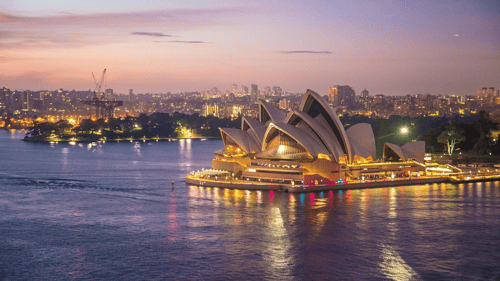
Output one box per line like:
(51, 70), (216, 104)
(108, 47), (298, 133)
(185, 174), (500, 193)
(21, 136), (220, 142)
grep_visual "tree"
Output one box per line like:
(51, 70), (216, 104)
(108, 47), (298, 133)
(437, 125), (466, 155)
(471, 133), (493, 155)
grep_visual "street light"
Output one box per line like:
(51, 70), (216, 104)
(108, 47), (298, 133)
(400, 126), (409, 135)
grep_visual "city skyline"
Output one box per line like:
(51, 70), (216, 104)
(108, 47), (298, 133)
(1, 0), (499, 95)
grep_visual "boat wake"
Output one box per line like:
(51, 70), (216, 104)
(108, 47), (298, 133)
(0, 174), (135, 193)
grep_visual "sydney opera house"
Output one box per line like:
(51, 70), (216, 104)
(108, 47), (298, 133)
(190, 90), (426, 188)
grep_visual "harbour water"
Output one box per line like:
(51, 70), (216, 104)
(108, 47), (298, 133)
(1, 130), (500, 280)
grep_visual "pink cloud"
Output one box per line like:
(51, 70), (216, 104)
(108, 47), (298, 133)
(0, 8), (267, 49)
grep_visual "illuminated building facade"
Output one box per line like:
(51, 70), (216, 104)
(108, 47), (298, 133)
(328, 85), (355, 107)
(209, 90), (426, 186)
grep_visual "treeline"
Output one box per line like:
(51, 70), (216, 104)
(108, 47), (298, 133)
(341, 112), (498, 156)
(25, 113), (241, 141)
(25, 112), (500, 157)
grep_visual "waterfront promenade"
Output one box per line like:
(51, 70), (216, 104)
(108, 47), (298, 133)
(185, 173), (500, 193)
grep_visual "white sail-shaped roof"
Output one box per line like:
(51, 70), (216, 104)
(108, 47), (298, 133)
(262, 122), (329, 157)
(220, 128), (260, 154)
(259, 99), (285, 124)
(299, 89), (352, 163)
(401, 141), (425, 163)
(383, 142), (405, 161)
(346, 123), (376, 161)
(241, 116), (266, 150)
(312, 114), (346, 160)
(285, 109), (343, 162)
(383, 141), (426, 162)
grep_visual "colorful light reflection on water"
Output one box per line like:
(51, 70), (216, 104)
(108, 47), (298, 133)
(1, 130), (500, 280)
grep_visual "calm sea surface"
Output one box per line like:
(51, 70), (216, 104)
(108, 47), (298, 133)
(1, 130), (500, 280)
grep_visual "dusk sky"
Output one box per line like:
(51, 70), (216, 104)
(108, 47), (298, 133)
(1, 0), (499, 95)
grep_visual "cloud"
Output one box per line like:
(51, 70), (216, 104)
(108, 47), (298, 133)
(0, 13), (19, 23)
(169, 40), (207, 44)
(0, 8), (265, 49)
(0, 30), (13, 38)
(1, 8), (263, 27)
(131, 32), (172, 37)
(153, 40), (208, 44)
(0, 71), (54, 91)
(278, 51), (332, 54)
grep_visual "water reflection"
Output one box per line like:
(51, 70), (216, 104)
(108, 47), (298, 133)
(61, 147), (69, 168)
(264, 207), (292, 277)
(183, 182), (500, 279)
(167, 191), (178, 241)
(179, 138), (192, 159)
(379, 244), (422, 280)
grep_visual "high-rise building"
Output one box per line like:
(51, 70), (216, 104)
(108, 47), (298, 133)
(240, 85), (248, 95)
(105, 88), (114, 99)
(129, 89), (135, 101)
(251, 84), (259, 102)
(264, 86), (271, 95)
(279, 99), (290, 110)
(361, 89), (369, 100)
(360, 88), (369, 109)
(329, 85), (355, 107)
(373, 94), (385, 105)
(202, 103), (219, 117)
(477, 87), (495, 105)
(231, 83), (238, 95)
(328, 87), (338, 105)
(21, 90), (33, 111)
(272, 86), (282, 97)
(477, 87), (495, 98)
(0, 87), (11, 110)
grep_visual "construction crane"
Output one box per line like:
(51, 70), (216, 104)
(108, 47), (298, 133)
(92, 69), (106, 97)
(80, 69), (122, 120)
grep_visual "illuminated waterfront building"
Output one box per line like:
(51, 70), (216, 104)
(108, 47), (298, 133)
(209, 90), (426, 186)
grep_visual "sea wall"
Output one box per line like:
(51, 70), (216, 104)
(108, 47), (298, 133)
(186, 174), (500, 193)
(185, 177), (282, 190)
(286, 177), (449, 193)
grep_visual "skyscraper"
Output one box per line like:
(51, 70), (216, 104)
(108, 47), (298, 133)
(240, 85), (248, 95)
(272, 86), (282, 97)
(361, 89), (369, 109)
(328, 87), (338, 105)
(251, 84), (259, 102)
(361, 89), (369, 99)
(477, 87), (495, 105)
(105, 88), (114, 99)
(129, 89), (135, 101)
(21, 90), (32, 111)
(264, 86), (271, 95)
(231, 83), (238, 95)
(329, 85), (355, 107)
(0, 87), (11, 110)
